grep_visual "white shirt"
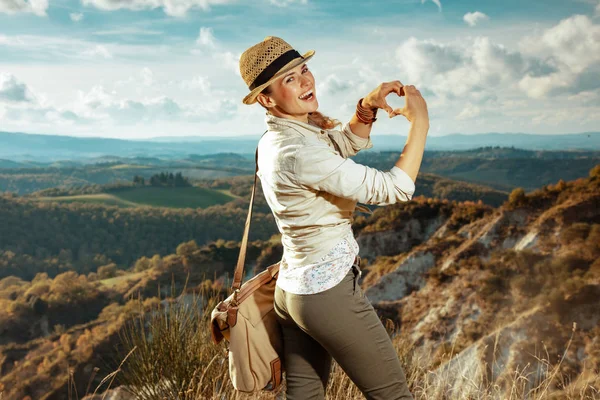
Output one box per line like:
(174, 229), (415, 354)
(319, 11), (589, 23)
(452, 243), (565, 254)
(257, 111), (416, 290)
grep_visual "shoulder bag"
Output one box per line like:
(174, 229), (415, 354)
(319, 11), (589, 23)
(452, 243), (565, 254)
(210, 132), (283, 393)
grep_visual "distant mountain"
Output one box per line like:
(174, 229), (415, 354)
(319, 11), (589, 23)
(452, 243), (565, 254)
(1, 131), (599, 162)
(417, 131), (600, 151)
(0, 159), (31, 168)
(0, 131), (262, 163)
(144, 131), (600, 151)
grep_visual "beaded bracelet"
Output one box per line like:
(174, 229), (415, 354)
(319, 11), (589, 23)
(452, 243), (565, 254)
(356, 97), (378, 124)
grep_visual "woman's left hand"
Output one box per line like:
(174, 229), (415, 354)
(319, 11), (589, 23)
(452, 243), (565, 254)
(362, 81), (405, 118)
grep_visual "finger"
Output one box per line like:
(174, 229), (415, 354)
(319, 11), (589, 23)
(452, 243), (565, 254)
(390, 107), (405, 117)
(382, 82), (399, 96)
(382, 101), (394, 115)
(392, 80), (405, 96)
(385, 81), (404, 96)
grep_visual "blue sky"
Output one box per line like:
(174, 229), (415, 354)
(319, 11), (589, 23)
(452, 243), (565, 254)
(0, 0), (599, 139)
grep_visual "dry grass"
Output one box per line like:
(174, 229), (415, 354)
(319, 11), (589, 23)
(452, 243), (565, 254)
(65, 281), (600, 400)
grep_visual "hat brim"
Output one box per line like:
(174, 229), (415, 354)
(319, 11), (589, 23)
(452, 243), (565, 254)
(242, 50), (315, 105)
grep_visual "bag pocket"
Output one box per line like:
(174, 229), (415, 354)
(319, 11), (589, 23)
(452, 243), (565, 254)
(228, 310), (282, 393)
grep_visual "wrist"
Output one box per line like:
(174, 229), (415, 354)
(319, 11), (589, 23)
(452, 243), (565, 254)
(356, 97), (378, 124)
(361, 97), (376, 110)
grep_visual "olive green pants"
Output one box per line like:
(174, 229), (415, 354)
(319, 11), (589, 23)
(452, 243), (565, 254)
(273, 260), (413, 400)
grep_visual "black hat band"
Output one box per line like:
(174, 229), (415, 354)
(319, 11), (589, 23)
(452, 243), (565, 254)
(249, 49), (302, 91)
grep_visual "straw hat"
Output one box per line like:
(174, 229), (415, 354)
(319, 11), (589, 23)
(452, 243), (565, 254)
(240, 36), (315, 105)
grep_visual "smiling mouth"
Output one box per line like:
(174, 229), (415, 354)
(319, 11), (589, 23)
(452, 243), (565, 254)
(299, 89), (315, 101)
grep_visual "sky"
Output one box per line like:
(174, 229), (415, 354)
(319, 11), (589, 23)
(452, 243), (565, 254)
(0, 0), (599, 139)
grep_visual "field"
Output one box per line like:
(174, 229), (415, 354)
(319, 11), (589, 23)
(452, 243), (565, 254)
(33, 186), (236, 209)
(99, 271), (147, 288)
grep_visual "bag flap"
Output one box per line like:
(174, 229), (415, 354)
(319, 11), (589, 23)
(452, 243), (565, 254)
(210, 261), (281, 344)
(210, 305), (226, 345)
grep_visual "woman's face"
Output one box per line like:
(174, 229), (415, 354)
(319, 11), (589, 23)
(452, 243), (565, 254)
(259, 62), (318, 122)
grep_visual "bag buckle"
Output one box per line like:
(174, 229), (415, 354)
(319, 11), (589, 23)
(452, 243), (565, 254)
(231, 288), (241, 306)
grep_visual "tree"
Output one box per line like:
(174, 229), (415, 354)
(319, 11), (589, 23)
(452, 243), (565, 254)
(133, 256), (152, 272)
(176, 240), (199, 257)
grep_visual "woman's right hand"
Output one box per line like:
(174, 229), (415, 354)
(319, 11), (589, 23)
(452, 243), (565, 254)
(391, 85), (429, 125)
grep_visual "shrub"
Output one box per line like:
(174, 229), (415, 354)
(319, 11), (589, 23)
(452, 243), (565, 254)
(97, 263), (118, 279)
(506, 187), (527, 209)
(560, 222), (590, 245)
(48, 271), (98, 305)
(512, 275), (541, 298)
(133, 256), (152, 272)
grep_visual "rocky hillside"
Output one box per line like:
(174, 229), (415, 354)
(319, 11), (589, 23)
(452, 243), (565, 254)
(357, 166), (600, 396)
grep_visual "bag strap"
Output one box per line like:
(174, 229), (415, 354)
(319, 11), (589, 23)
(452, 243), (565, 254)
(232, 130), (268, 291)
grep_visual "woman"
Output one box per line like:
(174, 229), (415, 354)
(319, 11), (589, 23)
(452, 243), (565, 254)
(239, 36), (428, 400)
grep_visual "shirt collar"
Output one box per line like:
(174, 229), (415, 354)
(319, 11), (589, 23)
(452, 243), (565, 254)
(265, 111), (323, 134)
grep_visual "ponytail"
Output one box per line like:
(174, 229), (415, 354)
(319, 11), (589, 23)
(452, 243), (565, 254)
(307, 110), (342, 130)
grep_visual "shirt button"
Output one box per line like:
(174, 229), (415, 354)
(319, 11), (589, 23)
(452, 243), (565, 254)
(320, 130), (326, 134)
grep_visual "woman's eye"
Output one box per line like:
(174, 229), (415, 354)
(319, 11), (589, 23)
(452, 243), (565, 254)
(287, 69), (308, 83)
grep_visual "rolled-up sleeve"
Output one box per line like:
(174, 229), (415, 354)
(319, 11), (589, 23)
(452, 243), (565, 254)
(326, 122), (374, 158)
(292, 142), (415, 205)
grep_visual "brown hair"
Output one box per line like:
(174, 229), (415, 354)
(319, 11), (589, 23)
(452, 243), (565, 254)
(260, 85), (342, 130)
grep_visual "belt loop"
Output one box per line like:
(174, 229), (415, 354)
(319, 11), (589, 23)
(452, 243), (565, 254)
(352, 255), (362, 295)
(354, 255), (362, 278)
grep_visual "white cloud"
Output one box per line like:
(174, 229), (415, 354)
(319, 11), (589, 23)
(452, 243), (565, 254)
(396, 37), (464, 84)
(0, 33), (177, 62)
(0, 0), (48, 16)
(140, 67), (154, 86)
(196, 27), (216, 48)
(0, 73), (36, 103)
(456, 103), (481, 120)
(395, 35), (550, 103)
(518, 14), (600, 98)
(0, 73), (86, 126)
(93, 28), (163, 36)
(70, 12), (84, 22)
(464, 11), (489, 27)
(528, 14), (600, 73)
(317, 74), (352, 95)
(193, 27), (240, 76)
(0, 76), (240, 131)
(80, 0), (235, 17)
(212, 51), (241, 76)
(269, 0), (308, 6)
(73, 85), (237, 123)
(180, 75), (211, 92)
(421, 0), (441, 12)
(81, 45), (113, 59)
